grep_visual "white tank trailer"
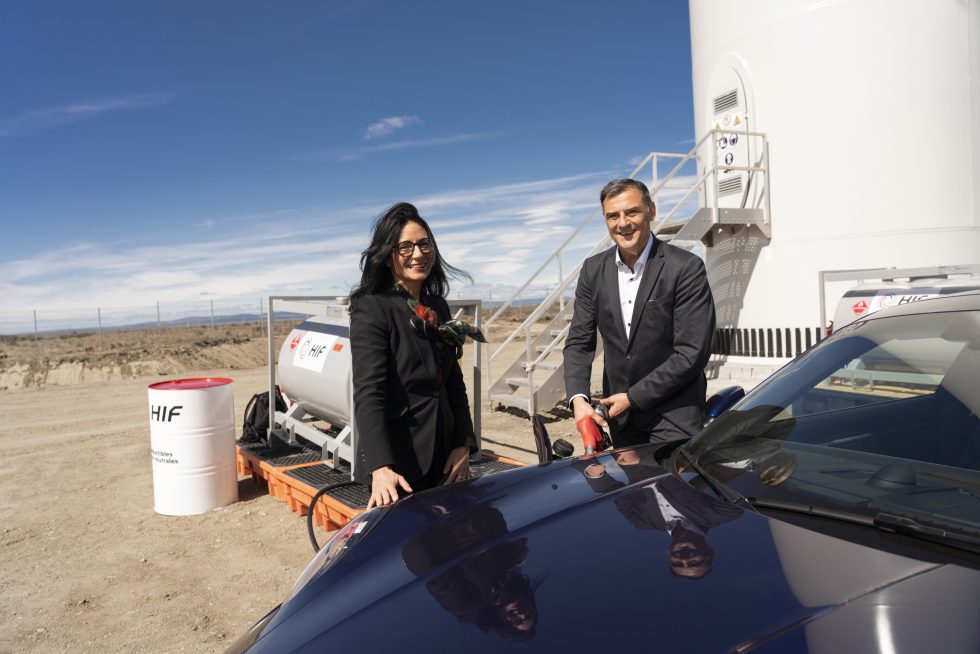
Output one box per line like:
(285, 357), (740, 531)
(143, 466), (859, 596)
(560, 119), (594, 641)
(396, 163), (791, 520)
(689, 0), (980, 368)
(275, 315), (355, 474)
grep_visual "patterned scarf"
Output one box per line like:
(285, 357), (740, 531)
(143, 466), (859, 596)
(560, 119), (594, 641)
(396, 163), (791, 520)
(395, 284), (487, 360)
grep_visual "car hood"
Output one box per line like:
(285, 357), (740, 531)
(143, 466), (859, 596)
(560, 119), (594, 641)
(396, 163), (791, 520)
(242, 449), (980, 653)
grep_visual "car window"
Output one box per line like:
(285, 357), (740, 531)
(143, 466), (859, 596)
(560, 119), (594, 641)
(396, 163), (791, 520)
(786, 336), (963, 419)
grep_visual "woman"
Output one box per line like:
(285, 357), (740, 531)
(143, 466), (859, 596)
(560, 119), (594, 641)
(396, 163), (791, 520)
(349, 202), (484, 509)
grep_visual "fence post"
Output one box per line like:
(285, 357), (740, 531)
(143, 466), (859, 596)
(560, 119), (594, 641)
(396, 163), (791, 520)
(258, 297), (265, 337)
(33, 309), (40, 360)
(210, 299), (215, 331)
(97, 307), (103, 349)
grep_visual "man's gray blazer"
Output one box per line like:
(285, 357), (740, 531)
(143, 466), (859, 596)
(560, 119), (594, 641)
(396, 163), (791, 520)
(563, 237), (716, 440)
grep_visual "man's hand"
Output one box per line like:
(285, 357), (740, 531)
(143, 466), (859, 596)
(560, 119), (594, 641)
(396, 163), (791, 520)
(599, 393), (632, 419)
(442, 446), (471, 484)
(614, 450), (640, 466)
(367, 466), (413, 509)
(572, 396), (606, 427)
(584, 462), (606, 478)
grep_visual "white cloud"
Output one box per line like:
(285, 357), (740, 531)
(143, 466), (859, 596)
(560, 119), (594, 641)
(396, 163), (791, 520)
(0, 172), (701, 332)
(305, 131), (503, 162)
(363, 115), (421, 140)
(0, 92), (177, 137)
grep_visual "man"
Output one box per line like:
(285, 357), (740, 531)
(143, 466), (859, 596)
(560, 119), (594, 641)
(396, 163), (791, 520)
(563, 178), (716, 446)
(571, 448), (740, 580)
(615, 475), (742, 579)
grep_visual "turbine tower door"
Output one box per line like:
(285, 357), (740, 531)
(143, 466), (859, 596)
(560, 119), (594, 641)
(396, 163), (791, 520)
(706, 66), (752, 210)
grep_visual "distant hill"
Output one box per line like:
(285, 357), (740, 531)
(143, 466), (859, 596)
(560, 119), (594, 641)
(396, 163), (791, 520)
(20, 312), (308, 337)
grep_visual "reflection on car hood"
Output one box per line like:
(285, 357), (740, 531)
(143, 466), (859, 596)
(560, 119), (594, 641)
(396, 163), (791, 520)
(244, 447), (980, 653)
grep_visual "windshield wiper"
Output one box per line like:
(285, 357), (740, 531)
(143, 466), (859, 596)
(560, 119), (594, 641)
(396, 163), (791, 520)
(749, 498), (980, 553)
(874, 512), (980, 549)
(675, 446), (751, 509)
(749, 498), (874, 526)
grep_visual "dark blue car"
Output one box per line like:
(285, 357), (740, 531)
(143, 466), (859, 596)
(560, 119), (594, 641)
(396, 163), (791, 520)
(228, 291), (980, 653)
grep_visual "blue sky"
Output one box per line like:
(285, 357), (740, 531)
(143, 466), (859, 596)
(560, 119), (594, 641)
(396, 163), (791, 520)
(0, 1), (697, 330)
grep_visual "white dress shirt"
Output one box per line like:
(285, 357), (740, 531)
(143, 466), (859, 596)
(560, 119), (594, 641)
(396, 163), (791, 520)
(615, 234), (654, 340)
(649, 480), (705, 536)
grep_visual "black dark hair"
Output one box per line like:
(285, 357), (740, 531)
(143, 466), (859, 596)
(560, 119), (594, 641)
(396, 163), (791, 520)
(349, 202), (471, 309)
(474, 569), (538, 641)
(599, 178), (655, 209)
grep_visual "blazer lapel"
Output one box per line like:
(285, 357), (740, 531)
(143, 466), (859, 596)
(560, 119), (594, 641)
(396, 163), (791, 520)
(393, 293), (437, 379)
(626, 238), (665, 351)
(601, 249), (628, 344)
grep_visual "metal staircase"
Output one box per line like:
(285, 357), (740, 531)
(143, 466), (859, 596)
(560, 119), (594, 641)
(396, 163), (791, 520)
(487, 297), (595, 412)
(485, 128), (771, 415)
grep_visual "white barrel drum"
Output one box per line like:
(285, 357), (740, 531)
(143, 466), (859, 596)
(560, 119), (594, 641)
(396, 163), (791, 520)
(147, 377), (239, 515)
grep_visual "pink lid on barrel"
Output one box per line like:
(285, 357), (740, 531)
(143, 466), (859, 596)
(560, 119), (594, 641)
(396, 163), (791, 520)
(148, 377), (233, 390)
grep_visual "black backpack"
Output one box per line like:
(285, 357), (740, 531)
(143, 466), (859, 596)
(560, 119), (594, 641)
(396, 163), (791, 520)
(241, 386), (287, 444)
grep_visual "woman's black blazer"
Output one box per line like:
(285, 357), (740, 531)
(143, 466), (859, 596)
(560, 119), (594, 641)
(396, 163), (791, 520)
(350, 290), (476, 486)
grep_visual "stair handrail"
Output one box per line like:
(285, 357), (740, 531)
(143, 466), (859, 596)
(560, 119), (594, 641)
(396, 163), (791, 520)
(654, 129), (771, 230)
(644, 127), (716, 207)
(488, 233), (611, 379)
(526, 321), (572, 373)
(653, 167), (713, 227)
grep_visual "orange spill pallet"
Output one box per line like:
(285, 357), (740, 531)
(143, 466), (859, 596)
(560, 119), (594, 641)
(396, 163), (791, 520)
(272, 463), (366, 533)
(236, 442), (324, 501)
(272, 452), (527, 534)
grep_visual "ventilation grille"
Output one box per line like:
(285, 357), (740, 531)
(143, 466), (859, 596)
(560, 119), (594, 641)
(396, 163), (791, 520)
(713, 89), (739, 114)
(718, 177), (742, 197)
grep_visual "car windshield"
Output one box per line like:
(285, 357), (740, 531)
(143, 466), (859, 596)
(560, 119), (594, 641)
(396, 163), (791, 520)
(677, 308), (980, 539)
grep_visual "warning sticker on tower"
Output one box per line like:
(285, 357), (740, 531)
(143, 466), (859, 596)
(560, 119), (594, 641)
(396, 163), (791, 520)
(292, 332), (338, 373)
(852, 299), (868, 315)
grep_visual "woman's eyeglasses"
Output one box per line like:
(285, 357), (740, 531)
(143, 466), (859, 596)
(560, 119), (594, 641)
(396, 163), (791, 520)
(394, 239), (433, 256)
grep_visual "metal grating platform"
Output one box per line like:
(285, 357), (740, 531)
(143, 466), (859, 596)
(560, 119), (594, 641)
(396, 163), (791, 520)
(263, 451), (321, 467)
(236, 440), (321, 467)
(470, 455), (521, 476)
(285, 464), (369, 509)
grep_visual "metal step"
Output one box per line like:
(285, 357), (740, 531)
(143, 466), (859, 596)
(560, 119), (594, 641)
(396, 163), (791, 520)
(490, 389), (530, 407)
(670, 207), (770, 244)
(505, 377), (529, 387)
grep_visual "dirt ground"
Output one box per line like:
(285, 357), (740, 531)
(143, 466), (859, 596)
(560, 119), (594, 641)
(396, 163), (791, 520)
(0, 320), (753, 653)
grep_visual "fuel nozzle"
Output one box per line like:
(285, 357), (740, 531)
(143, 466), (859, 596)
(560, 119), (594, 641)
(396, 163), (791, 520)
(576, 403), (613, 455)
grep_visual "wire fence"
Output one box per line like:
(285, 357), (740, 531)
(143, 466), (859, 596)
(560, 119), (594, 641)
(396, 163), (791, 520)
(0, 297), (271, 339)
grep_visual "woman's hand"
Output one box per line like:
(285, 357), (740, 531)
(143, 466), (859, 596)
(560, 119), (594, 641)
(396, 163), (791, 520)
(367, 466), (413, 509)
(442, 446), (471, 484)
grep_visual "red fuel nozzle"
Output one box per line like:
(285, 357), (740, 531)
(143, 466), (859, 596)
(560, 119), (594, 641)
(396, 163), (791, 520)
(576, 416), (606, 456)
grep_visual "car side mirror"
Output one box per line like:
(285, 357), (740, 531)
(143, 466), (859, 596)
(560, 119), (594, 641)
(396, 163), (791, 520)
(704, 386), (745, 423)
